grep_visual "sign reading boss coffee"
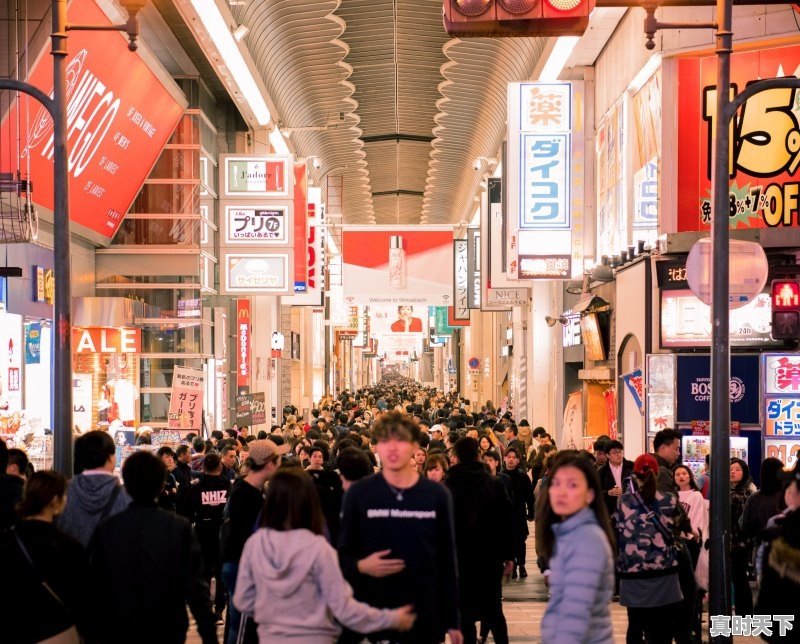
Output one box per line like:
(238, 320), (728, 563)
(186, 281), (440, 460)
(0, 0), (185, 239)
(676, 354), (759, 424)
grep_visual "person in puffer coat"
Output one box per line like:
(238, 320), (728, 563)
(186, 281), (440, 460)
(538, 452), (615, 644)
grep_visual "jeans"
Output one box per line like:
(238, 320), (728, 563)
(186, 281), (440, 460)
(221, 563), (240, 644)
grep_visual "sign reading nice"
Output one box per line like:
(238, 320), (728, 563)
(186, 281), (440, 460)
(0, 0), (185, 240)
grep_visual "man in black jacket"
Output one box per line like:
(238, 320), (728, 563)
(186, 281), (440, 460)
(503, 446), (534, 579)
(446, 438), (514, 644)
(89, 451), (218, 644)
(173, 444), (194, 519)
(597, 439), (634, 516)
(190, 452), (231, 620)
(0, 439), (23, 531)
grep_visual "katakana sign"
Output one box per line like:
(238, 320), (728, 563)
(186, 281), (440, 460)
(765, 398), (800, 437)
(225, 204), (290, 244)
(168, 366), (205, 431)
(521, 134), (570, 229)
(453, 239), (469, 320)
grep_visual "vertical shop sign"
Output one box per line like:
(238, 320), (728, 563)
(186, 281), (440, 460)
(293, 162), (309, 292)
(289, 187), (325, 305)
(168, 366), (205, 431)
(237, 300), (251, 391)
(678, 45), (800, 231)
(631, 71), (661, 238)
(764, 353), (800, 467)
(467, 228), (480, 309)
(24, 322), (41, 364)
(453, 239), (469, 320)
(596, 99), (626, 261)
(507, 82), (577, 279)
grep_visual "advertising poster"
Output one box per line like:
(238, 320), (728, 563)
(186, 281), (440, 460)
(0, 0), (185, 239)
(370, 304), (428, 337)
(342, 229), (454, 306)
(678, 45), (800, 231)
(676, 355), (759, 424)
(24, 322), (41, 365)
(168, 366), (205, 431)
(562, 390), (583, 450)
(596, 98), (626, 261)
(72, 374), (93, 433)
(631, 70), (661, 241)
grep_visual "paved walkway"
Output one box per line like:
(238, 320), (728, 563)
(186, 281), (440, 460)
(189, 523), (757, 643)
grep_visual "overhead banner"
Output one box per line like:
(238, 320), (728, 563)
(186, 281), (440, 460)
(287, 186), (325, 305)
(0, 0), (186, 239)
(507, 82), (583, 279)
(167, 366), (205, 431)
(453, 239), (469, 320)
(678, 45), (800, 231)
(342, 228), (454, 306)
(467, 227), (480, 309)
(370, 304), (428, 337)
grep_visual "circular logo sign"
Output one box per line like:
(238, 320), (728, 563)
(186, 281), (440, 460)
(468, 357), (480, 369)
(729, 377), (746, 403)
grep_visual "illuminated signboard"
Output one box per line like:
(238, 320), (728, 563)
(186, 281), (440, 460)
(765, 398), (800, 437)
(765, 438), (800, 469)
(453, 239), (469, 320)
(0, 0), (186, 239)
(224, 204), (291, 245)
(73, 327), (141, 353)
(660, 291), (778, 348)
(222, 252), (293, 295)
(222, 156), (291, 198)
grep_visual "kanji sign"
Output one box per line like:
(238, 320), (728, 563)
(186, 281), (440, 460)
(765, 398), (800, 437)
(765, 355), (800, 394)
(225, 205), (290, 244)
(168, 366), (205, 431)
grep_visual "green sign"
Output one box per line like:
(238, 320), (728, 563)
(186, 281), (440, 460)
(434, 306), (454, 336)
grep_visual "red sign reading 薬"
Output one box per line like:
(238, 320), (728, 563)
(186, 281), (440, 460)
(0, 0), (185, 239)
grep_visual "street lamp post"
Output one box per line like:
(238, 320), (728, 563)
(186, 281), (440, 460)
(0, 0), (143, 475)
(641, 1), (800, 641)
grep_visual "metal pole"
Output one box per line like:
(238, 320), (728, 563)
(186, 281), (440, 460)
(52, 0), (73, 476)
(709, 0), (733, 635)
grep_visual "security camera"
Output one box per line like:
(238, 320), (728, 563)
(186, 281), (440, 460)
(473, 159), (482, 171)
(312, 158), (321, 170)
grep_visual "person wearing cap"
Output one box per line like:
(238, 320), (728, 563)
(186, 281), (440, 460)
(754, 461), (800, 642)
(220, 439), (287, 644)
(614, 453), (688, 643)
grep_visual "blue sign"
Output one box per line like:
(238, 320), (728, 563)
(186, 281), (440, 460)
(676, 355), (760, 424)
(520, 133), (571, 230)
(24, 322), (41, 364)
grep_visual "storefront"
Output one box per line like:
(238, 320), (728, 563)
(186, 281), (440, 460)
(0, 243), (55, 469)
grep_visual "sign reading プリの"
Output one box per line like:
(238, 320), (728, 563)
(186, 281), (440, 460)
(168, 366), (205, 431)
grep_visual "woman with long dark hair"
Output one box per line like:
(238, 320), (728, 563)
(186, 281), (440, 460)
(741, 457), (785, 542)
(233, 467), (415, 643)
(730, 457), (754, 615)
(537, 453), (615, 644)
(0, 471), (91, 644)
(615, 454), (686, 644)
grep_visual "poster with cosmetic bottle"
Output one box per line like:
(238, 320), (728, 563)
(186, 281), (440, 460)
(342, 228), (454, 306)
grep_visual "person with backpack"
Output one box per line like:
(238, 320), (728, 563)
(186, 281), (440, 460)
(614, 454), (688, 643)
(221, 439), (287, 644)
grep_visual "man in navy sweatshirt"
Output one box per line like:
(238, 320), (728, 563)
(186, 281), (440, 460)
(338, 410), (462, 644)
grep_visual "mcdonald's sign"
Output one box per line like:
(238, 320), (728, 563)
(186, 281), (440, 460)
(237, 299), (251, 389)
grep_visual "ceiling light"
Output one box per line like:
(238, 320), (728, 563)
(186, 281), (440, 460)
(232, 24), (249, 42)
(187, 0), (270, 125)
(269, 126), (290, 155)
(538, 36), (580, 82)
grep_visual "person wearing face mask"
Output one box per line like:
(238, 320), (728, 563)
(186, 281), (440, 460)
(730, 457), (754, 616)
(538, 453), (615, 644)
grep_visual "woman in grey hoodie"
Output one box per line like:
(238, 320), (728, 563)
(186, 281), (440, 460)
(234, 468), (415, 643)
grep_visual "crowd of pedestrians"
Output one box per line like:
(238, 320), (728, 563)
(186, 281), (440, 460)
(0, 376), (799, 643)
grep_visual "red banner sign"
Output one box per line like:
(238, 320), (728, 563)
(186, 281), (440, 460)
(0, 0), (184, 239)
(73, 327), (141, 353)
(678, 45), (800, 232)
(293, 163), (308, 291)
(237, 299), (251, 390)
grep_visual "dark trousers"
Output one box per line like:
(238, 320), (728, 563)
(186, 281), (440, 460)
(626, 603), (682, 644)
(731, 547), (753, 615)
(513, 535), (527, 568)
(467, 566), (508, 644)
(197, 525), (226, 612)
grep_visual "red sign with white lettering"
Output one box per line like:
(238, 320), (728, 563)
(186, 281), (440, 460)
(237, 300), (251, 389)
(73, 327), (141, 353)
(0, 0), (185, 239)
(293, 163), (308, 290)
